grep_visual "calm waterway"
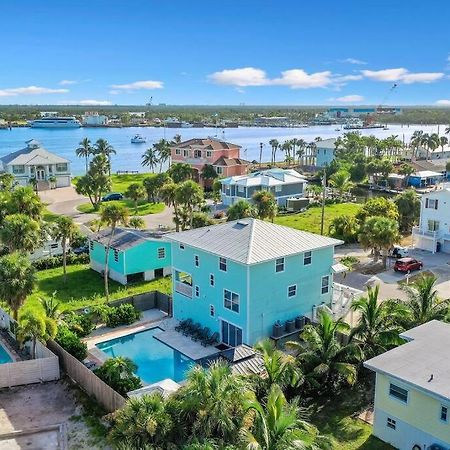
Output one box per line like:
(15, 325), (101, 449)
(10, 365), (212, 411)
(0, 124), (443, 176)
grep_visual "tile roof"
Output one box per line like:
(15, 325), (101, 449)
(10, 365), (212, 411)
(364, 320), (450, 401)
(166, 218), (342, 264)
(92, 227), (168, 250)
(213, 156), (250, 167)
(1, 140), (70, 166)
(173, 137), (241, 151)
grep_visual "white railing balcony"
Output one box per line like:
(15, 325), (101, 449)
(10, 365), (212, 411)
(175, 281), (193, 298)
(412, 226), (439, 239)
(331, 283), (363, 320)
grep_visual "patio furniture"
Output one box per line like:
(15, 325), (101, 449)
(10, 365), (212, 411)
(204, 332), (220, 346)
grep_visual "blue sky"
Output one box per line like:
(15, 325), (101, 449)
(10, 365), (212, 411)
(1, 0), (449, 106)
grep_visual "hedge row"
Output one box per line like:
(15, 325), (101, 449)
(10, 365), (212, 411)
(33, 252), (89, 270)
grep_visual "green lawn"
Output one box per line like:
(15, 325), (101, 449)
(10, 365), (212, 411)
(275, 203), (361, 235)
(73, 173), (156, 194)
(76, 199), (165, 216)
(310, 385), (394, 450)
(22, 263), (172, 316)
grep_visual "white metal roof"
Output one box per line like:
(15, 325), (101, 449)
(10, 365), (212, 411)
(166, 218), (342, 265)
(364, 320), (450, 401)
(413, 170), (443, 178)
(315, 138), (337, 149)
(1, 140), (70, 166)
(221, 168), (306, 187)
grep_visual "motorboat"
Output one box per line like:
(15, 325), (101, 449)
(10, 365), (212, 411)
(131, 134), (146, 144)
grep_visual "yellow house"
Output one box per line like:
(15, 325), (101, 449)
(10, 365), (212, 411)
(364, 320), (450, 450)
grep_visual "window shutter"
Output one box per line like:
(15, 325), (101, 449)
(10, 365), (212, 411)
(425, 198), (429, 208)
(435, 199), (438, 209)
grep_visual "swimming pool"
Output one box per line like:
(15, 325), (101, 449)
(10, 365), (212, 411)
(0, 342), (13, 364)
(96, 328), (194, 384)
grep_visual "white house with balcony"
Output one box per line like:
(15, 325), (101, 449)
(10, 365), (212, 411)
(413, 183), (450, 253)
(0, 139), (71, 190)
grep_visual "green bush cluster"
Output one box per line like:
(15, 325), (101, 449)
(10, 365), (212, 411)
(56, 325), (88, 361)
(64, 312), (95, 337)
(33, 253), (89, 270)
(106, 304), (141, 328)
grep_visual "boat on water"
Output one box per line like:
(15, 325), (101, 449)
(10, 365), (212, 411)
(343, 118), (385, 130)
(131, 134), (146, 144)
(164, 117), (193, 128)
(28, 117), (81, 128)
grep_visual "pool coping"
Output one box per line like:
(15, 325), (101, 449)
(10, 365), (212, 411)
(0, 336), (19, 363)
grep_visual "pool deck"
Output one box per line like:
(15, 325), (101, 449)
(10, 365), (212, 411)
(84, 312), (220, 364)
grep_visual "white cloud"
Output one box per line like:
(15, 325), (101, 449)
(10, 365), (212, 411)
(334, 94), (365, 103)
(63, 99), (113, 106)
(209, 67), (334, 89)
(362, 68), (444, 84)
(336, 74), (363, 81)
(59, 80), (78, 85)
(0, 86), (69, 96)
(340, 58), (367, 65)
(436, 99), (450, 106)
(110, 80), (163, 90)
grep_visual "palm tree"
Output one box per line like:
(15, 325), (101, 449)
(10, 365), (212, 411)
(17, 310), (57, 359)
(175, 180), (204, 230)
(168, 162), (194, 183)
(172, 133), (182, 144)
(226, 200), (255, 221)
(0, 213), (42, 253)
(286, 311), (361, 392)
(39, 294), (62, 321)
(409, 130), (423, 159)
(0, 252), (36, 320)
(252, 191), (277, 222)
(155, 138), (172, 171)
(7, 186), (42, 220)
(124, 183), (146, 214)
(398, 274), (450, 328)
(108, 392), (174, 449)
(176, 360), (248, 443)
(328, 215), (359, 242)
(53, 216), (76, 283)
(328, 170), (354, 199)
(420, 133), (440, 161)
(439, 136), (448, 159)
(398, 163), (415, 187)
(76, 137), (93, 174)
(141, 147), (159, 173)
(94, 139), (116, 176)
(159, 182), (180, 231)
(349, 285), (403, 359)
(268, 139), (279, 165)
(129, 216), (145, 229)
(241, 384), (329, 450)
(281, 141), (293, 165)
(100, 203), (129, 301)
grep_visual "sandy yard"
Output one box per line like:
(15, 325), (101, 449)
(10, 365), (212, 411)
(0, 379), (109, 450)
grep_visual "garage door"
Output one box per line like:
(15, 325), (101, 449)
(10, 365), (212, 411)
(56, 176), (70, 188)
(443, 239), (450, 254)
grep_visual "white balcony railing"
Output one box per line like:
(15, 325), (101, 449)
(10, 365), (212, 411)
(175, 281), (193, 298)
(412, 226), (439, 239)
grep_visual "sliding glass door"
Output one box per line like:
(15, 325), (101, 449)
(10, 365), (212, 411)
(221, 320), (243, 347)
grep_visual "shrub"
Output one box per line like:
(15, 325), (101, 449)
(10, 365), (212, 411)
(64, 312), (95, 337)
(106, 304), (141, 328)
(33, 253), (89, 270)
(213, 211), (225, 219)
(56, 326), (87, 361)
(94, 357), (142, 395)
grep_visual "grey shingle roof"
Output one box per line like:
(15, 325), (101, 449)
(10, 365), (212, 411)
(166, 219), (342, 264)
(92, 227), (168, 250)
(364, 320), (450, 401)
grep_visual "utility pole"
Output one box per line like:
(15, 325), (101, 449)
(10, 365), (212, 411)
(320, 168), (327, 235)
(259, 142), (263, 167)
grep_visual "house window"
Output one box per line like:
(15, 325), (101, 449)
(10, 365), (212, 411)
(157, 247), (165, 259)
(224, 289), (239, 313)
(425, 198), (439, 209)
(194, 255), (199, 267)
(210, 274), (215, 286)
(113, 249), (119, 262)
(428, 220), (440, 232)
(90, 241), (93, 250)
(216, 166), (223, 175)
(237, 185), (245, 193)
(174, 270), (193, 298)
(179, 243), (185, 250)
(175, 148), (181, 155)
(304, 251), (312, 265)
(56, 163), (68, 172)
(206, 151), (212, 157)
(12, 165), (25, 174)
(389, 383), (408, 403)
(275, 257), (285, 273)
(386, 418), (396, 430)
(441, 406), (448, 422)
(210, 305), (215, 317)
(183, 150), (189, 157)
(50, 243), (58, 249)
(194, 150), (202, 158)
(321, 275), (329, 294)
(219, 257), (227, 272)
(195, 285), (200, 297)
(275, 185), (282, 192)
(288, 285), (297, 298)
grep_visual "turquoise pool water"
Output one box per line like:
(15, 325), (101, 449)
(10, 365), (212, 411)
(0, 342), (13, 364)
(96, 328), (193, 384)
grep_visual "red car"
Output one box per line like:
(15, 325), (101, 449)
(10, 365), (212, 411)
(394, 258), (423, 273)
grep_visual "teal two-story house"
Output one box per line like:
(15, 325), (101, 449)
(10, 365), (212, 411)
(167, 219), (342, 346)
(90, 228), (171, 285)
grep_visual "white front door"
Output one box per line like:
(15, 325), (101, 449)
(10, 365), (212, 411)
(36, 168), (45, 180)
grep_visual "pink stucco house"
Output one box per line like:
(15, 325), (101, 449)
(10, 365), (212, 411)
(171, 138), (250, 186)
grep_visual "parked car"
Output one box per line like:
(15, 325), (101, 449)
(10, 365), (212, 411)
(72, 244), (89, 255)
(101, 192), (124, 202)
(394, 257), (423, 273)
(390, 245), (409, 258)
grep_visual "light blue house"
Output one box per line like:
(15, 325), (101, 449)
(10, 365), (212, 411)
(90, 228), (171, 285)
(220, 168), (307, 207)
(167, 219), (342, 346)
(315, 138), (337, 168)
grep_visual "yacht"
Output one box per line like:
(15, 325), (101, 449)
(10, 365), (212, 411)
(28, 116), (81, 128)
(131, 134), (146, 144)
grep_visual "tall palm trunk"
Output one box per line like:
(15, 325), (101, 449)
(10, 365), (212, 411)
(62, 239), (67, 283)
(85, 155), (89, 174)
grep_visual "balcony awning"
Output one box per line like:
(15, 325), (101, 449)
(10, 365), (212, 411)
(332, 263), (348, 274)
